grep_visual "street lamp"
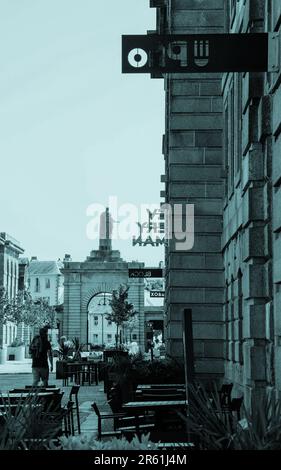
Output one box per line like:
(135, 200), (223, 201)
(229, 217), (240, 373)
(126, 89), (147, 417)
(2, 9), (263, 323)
(98, 292), (111, 346)
(146, 321), (154, 361)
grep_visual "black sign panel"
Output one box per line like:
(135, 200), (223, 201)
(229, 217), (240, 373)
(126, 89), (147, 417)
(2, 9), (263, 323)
(128, 268), (163, 278)
(122, 34), (269, 74)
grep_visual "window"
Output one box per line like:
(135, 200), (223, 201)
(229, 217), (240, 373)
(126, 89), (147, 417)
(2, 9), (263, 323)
(228, 85), (235, 192)
(45, 278), (50, 289)
(223, 102), (229, 197)
(35, 278), (40, 293)
(107, 320), (112, 326)
(234, 73), (242, 175)
(107, 334), (112, 341)
(224, 78), (238, 196)
(132, 334), (137, 340)
(94, 316), (98, 326)
(237, 270), (243, 364)
(93, 334), (98, 342)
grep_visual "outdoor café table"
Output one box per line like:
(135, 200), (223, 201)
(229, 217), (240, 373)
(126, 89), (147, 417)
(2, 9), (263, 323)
(9, 388), (61, 394)
(0, 391), (62, 411)
(122, 400), (187, 432)
(135, 389), (185, 401)
(136, 384), (185, 390)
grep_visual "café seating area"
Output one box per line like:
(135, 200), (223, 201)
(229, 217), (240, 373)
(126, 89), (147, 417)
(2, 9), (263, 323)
(0, 351), (244, 450)
(0, 384), (83, 444)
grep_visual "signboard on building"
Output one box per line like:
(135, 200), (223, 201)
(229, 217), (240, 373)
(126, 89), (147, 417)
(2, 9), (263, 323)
(150, 291), (164, 298)
(128, 268), (163, 278)
(122, 33), (278, 74)
(144, 278), (164, 307)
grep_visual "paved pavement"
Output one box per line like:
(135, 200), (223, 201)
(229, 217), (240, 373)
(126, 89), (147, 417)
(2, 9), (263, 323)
(0, 358), (33, 374)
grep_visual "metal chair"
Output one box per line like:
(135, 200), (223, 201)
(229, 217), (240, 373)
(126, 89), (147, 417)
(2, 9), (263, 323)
(230, 396), (243, 421)
(82, 362), (99, 386)
(69, 385), (81, 434)
(219, 383), (233, 409)
(92, 402), (155, 440)
(64, 400), (75, 436)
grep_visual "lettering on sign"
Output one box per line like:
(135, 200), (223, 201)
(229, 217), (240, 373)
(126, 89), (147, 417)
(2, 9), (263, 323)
(150, 291), (165, 298)
(128, 269), (163, 278)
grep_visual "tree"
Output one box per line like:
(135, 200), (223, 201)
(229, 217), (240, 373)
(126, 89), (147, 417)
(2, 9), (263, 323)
(0, 288), (57, 348)
(106, 286), (136, 348)
(123, 315), (139, 343)
(0, 287), (14, 348)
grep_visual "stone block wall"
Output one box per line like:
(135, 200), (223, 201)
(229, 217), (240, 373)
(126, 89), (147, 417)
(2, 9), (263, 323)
(222, 0), (281, 407)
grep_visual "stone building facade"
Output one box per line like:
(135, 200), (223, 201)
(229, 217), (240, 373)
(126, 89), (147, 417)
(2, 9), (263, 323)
(152, 0), (281, 405)
(0, 232), (24, 349)
(221, 0), (281, 407)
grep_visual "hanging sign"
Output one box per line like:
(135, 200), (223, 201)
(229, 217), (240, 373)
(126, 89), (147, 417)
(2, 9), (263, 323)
(122, 33), (279, 74)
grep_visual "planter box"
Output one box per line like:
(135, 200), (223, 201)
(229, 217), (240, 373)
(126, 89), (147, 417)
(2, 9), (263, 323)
(103, 349), (128, 362)
(7, 345), (25, 361)
(56, 361), (68, 379)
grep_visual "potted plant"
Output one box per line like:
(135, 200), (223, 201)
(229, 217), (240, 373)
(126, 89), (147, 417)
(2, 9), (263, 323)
(55, 338), (73, 379)
(72, 337), (84, 361)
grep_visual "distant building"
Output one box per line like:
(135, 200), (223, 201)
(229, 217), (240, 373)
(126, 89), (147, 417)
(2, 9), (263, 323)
(62, 209), (163, 351)
(0, 232), (24, 348)
(18, 258), (29, 292)
(27, 257), (64, 306)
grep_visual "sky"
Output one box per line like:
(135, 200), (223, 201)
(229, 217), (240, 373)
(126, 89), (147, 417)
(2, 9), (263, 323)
(0, 0), (165, 266)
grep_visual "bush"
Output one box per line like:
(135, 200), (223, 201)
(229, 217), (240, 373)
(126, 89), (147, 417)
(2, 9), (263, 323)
(179, 383), (281, 450)
(55, 433), (159, 450)
(0, 392), (63, 450)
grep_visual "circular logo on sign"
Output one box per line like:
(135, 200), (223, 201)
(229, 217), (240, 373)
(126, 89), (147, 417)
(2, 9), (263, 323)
(128, 48), (148, 68)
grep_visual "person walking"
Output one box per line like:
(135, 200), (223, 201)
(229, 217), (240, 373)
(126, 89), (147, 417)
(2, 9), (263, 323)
(29, 326), (53, 386)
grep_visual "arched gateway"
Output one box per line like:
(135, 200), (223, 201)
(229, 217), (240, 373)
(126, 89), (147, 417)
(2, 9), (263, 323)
(61, 209), (146, 351)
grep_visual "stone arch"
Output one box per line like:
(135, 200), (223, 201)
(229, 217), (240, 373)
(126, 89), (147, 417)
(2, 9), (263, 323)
(81, 282), (120, 312)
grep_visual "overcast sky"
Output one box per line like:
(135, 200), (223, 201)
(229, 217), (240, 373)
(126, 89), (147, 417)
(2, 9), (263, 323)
(0, 0), (165, 266)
